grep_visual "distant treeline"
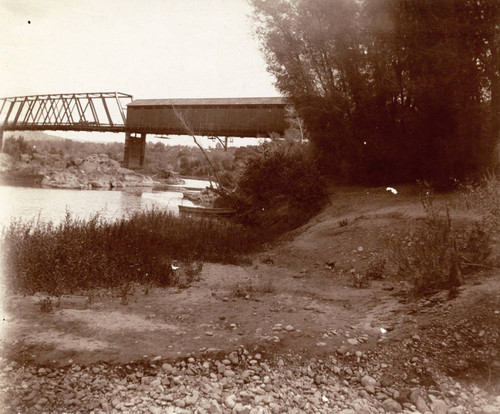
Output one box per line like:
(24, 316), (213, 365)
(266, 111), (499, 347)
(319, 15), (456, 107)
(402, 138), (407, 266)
(2, 135), (258, 178)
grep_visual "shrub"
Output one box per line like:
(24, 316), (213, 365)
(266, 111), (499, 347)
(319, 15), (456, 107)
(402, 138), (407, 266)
(233, 139), (327, 231)
(386, 183), (464, 295)
(351, 271), (370, 289)
(1, 210), (266, 295)
(456, 173), (500, 268)
(365, 256), (386, 280)
(2, 136), (33, 160)
(386, 179), (498, 295)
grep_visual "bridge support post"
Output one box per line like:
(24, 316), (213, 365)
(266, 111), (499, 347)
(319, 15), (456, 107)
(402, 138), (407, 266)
(123, 132), (146, 168)
(0, 130), (3, 153)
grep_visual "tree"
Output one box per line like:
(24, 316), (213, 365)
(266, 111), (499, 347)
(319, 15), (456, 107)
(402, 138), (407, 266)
(250, 0), (500, 186)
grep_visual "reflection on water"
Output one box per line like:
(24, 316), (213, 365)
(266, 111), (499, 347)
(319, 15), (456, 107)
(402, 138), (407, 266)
(0, 185), (199, 226)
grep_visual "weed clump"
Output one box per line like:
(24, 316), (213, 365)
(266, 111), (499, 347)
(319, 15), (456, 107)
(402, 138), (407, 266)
(1, 210), (265, 295)
(365, 256), (386, 280)
(386, 178), (498, 296)
(351, 270), (370, 289)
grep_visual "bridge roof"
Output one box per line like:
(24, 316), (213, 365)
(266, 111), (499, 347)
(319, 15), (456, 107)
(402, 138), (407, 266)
(128, 97), (287, 107)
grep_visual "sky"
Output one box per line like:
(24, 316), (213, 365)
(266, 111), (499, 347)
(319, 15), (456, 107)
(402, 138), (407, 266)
(0, 0), (279, 145)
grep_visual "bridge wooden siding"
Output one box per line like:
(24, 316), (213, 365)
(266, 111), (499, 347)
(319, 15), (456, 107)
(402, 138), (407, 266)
(126, 97), (286, 137)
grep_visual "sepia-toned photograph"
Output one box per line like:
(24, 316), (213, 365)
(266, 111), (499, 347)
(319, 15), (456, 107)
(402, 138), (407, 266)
(0, 0), (499, 413)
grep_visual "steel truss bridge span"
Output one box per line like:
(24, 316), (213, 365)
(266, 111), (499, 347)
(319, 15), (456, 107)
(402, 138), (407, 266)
(0, 92), (133, 133)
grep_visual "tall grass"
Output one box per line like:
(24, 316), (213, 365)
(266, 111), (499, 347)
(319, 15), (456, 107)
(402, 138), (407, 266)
(1, 210), (266, 295)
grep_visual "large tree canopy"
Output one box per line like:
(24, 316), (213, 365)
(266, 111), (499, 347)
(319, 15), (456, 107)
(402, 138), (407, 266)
(250, 0), (500, 186)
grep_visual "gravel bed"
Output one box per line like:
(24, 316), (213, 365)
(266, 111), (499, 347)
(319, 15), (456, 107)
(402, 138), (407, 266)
(1, 346), (499, 414)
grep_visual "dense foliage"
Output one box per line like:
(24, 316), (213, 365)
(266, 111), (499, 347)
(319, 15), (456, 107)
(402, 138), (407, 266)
(2, 211), (265, 295)
(232, 138), (327, 230)
(251, 0), (500, 187)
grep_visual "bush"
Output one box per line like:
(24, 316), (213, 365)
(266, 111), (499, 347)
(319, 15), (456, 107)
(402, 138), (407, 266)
(1, 210), (266, 295)
(233, 139), (327, 231)
(386, 179), (498, 295)
(457, 173), (500, 268)
(2, 136), (33, 160)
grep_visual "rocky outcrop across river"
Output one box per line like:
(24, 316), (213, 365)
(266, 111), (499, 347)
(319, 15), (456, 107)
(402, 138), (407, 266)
(0, 153), (174, 189)
(41, 154), (158, 189)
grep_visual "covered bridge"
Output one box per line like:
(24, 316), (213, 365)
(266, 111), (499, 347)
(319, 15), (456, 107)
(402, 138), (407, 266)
(124, 97), (287, 167)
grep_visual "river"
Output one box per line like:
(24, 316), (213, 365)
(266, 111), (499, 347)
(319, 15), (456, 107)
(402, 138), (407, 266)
(0, 178), (213, 226)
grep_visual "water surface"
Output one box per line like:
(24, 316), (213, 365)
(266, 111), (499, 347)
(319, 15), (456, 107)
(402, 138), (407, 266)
(0, 178), (210, 225)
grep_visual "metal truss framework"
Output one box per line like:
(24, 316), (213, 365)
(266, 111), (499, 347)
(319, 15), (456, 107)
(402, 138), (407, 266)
(0, 92), (133, 133)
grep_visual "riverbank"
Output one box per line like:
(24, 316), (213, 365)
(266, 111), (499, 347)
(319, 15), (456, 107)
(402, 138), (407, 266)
(0, 153), (181, 189)
(1, 184), (499, 413)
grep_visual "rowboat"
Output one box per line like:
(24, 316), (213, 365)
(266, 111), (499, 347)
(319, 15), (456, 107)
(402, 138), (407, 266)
(178, 205), (237, 217)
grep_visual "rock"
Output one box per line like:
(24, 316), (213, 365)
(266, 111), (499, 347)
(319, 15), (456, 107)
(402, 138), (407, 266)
(233, 403), (252, 414)
(347, 338), (358, 345)
(285, 325), (295, 332)
(174, 398), (186, 408)
(410, 389), (421, 404)
(185, 391), (199, 405)
(42, 170), (86, 189)
(162, 363), (173, 374)
(111, 398), (121, 409)
(337, 345), (347, 355)
(228, 351), (239, 365)
(210, 400), (223, 414)
(431, 399), (449, 414)
(383, 398), (403, 413)
(447, 407), (466, 414)
(415, 396), (430, 413)
(225, 395), (237, 409)
(361, 375), (377, 387)
(36, 397), (48, 405)
(364, 385), (375, 394)
(380, 376), (394, 388)
(479, 406), (498, 414)
(149, 406), (161, 414)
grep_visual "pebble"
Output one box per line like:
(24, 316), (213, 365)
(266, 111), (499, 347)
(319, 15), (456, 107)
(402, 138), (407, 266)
(383, 398), (403, 413)
(431, 399), (449, 414)
(225, 394), (237, 409)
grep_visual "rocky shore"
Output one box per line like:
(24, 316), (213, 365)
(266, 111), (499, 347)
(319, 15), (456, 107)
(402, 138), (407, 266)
(1, 346), (499, 414)
(0, 153), (179, 189)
